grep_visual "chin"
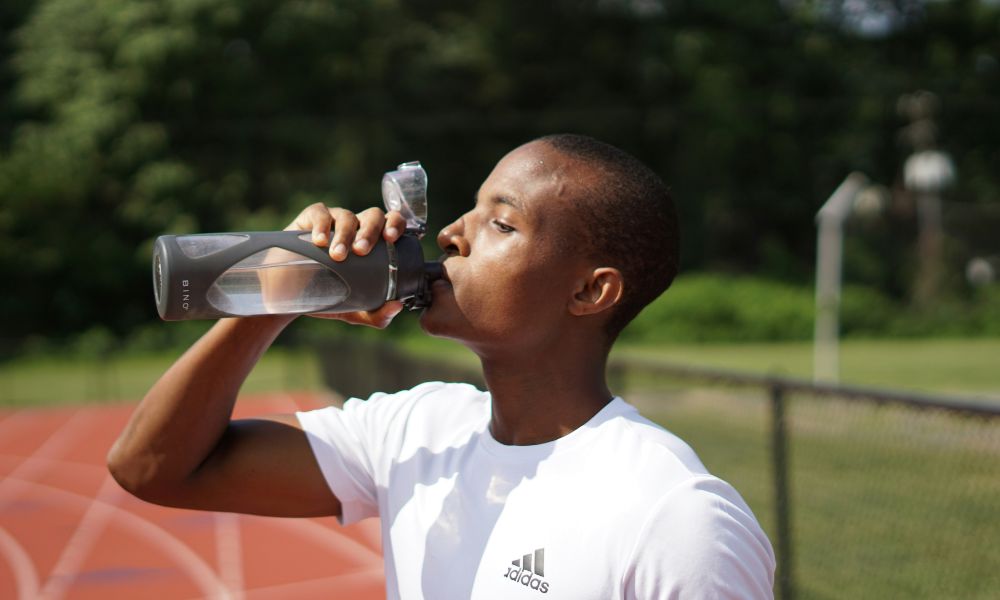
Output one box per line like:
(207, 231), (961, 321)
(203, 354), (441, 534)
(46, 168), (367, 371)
(418, 305), (455, 339)
(418, 304), (480, 349)
(418, 301), (443, 327)
(419, 282), (457, 334)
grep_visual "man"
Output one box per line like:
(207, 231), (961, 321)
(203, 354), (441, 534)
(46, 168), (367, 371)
(109, 134), (775, 598)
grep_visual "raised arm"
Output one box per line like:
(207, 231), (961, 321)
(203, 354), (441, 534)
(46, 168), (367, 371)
(107, 205), (406, 517)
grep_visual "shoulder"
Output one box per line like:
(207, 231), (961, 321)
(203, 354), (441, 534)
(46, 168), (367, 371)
(298, 381), (489, 448)
(622, 474), (776, 598)
(625, 475), (775, 598)
(595, 400), (711, 485)
(595, 402), (775, 597)
(310, 381), (484, 417)
(355, 381), (487, 423)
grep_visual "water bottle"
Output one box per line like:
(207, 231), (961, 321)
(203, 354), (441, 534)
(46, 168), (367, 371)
(152, 162), (443, 321)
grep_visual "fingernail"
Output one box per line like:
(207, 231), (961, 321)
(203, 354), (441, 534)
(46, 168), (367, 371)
(386, 227), (399, 238)
(354, 238), (370, 253)
(332, 243), (348, 258)
(314, 232), (327, 243)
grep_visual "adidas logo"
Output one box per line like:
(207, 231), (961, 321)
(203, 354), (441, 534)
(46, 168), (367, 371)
(502, 548), (550, 594)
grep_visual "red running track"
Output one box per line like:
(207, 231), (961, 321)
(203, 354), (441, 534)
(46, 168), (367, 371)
(0, 392), (385, 600)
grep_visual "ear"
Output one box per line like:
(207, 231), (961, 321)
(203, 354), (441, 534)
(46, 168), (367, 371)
(568, 267), (624, 317)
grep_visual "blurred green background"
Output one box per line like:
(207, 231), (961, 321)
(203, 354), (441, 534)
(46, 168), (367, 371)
(2, 0), (999, 362)
(1, 3), (998, 598)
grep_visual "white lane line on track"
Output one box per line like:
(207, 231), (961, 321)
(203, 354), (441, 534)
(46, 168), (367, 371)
(0, 453), (105, 473)
(0, 426), (383, 567)
(268, 517), (382, 564)
(215, 512), (244, 600)
(0, 525), (41, 600)
(0, 410), (99, 600)
(1, 476), (233, 599)
(38, 476), (120, 600)
(234, 566), (384, 600)
(0, 410), (85, 509)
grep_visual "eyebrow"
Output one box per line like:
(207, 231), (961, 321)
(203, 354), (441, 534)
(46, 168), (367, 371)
(474, 192), (525, 213)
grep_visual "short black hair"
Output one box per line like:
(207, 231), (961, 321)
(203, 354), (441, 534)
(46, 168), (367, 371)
(536, 133), (680, 340)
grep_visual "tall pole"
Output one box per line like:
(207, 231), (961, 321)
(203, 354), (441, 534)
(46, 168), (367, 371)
(814, 172), (868, 383)
(905, 151), (954, 307)
(898, 91), (954, 307)
(771, 385), (794, 599)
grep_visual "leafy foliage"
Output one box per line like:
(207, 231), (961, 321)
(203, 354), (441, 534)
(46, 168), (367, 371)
(1, 0), (998, 343)
(624, 273), (815, 342)
(621, 272), (999, 343)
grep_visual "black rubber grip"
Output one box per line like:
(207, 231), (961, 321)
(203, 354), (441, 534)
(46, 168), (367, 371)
(153, 231), (395, 320)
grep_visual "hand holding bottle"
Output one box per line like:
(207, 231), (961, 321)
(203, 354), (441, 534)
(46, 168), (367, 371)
(151, 161), (438, 323)
(277, 203), (408, 328)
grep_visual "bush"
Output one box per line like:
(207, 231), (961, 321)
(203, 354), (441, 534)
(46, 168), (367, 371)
(621, 273), (815, 343)
(881, 284), (1000, 338)
(973, 285), (1000, 336)
(621, 273), (907, 343)
(839, 285), (897, 337)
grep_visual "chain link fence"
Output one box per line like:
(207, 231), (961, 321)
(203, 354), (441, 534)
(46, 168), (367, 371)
(613, 360), (1000, 600)
(5, 335), (995, 599)
(313, 339), (1000, 600)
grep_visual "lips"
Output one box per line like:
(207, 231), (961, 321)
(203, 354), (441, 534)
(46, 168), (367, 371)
(437, 258), (452, 283)
(430, 261), (453, 296)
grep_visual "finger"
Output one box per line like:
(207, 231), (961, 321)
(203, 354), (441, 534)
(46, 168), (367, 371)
(328, 208), (359, 261)
(353, 207), (386, 256)
(286, 203), (333, 247)
(383, 210), (407, 242)
(309, 301), (405, 328)
(366, 300), (406, 329)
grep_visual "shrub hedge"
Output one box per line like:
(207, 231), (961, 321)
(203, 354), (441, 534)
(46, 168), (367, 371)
(620, 273), (1000, 343)
(7, 273), (998, 361)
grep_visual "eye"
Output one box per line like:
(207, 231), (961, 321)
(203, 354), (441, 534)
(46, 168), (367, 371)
(492, 219), (515, 233)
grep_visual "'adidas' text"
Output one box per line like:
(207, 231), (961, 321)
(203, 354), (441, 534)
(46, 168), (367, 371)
(503, 548), (550, 594)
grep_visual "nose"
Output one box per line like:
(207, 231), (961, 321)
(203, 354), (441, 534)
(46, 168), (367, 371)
(437, 215), (470, 257)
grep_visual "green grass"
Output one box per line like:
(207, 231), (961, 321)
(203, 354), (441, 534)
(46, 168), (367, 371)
(632, 389), (1000, 600)
(0, 348), (324, 407)
(397, 335), (1000, 399)
(614, 338), (1000, 400)
(5, 336), (995, 407)
(2, 334), (997, 597)
(388, 336), (1000, 598)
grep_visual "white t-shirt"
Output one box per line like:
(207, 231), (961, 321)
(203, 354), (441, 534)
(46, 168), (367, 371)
(297, 382), (775, 599)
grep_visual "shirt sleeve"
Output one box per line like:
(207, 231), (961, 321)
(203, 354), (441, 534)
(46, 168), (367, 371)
(295, 385), (429, 525)
(623, 476), (776, 600)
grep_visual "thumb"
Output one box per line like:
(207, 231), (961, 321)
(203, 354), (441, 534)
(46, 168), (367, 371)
(368, 301), (406, 328)
(307, 300), (405, 328)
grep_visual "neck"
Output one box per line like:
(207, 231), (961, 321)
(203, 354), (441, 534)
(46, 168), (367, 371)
(478, 342), (613, 446)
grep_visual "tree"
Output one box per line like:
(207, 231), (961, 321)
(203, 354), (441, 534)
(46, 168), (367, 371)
(1, 0), (998, 345)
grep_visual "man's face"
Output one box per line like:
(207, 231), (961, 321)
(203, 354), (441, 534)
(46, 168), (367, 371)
(419, 141), (595, 352)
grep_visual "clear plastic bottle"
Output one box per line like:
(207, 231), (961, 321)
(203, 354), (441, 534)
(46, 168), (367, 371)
(152, 162), (442, 321)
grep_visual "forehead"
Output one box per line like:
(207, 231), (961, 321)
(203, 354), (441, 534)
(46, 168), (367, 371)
(479, 141), (594, 218)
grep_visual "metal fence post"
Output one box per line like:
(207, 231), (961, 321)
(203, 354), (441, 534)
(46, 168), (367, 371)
(771, 384), (795, 600)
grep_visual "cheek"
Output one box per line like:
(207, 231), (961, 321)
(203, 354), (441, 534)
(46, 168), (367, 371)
(422, 234), (577, 342)
(462, 256), (568, 325)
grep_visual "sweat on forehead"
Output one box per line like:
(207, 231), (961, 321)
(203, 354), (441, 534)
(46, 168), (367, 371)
(511, 142), (601, 197)
(503, 141), (572, 174)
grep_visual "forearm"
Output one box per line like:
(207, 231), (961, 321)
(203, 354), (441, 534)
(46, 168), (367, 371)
(108, 315), (295, 499)
(108, 202), (403, 512)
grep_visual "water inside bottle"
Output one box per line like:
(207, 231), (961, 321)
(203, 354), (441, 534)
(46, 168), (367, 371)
(206, 247), (349, 315)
